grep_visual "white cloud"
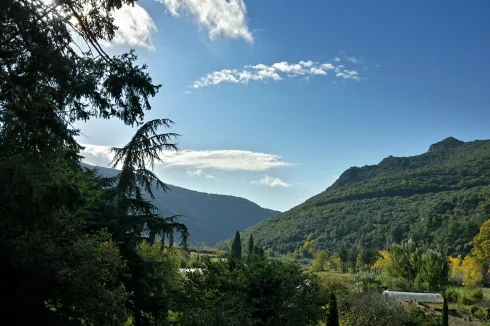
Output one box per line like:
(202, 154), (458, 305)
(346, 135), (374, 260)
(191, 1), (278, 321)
(310, 67), (327, 76)
(110, 4), (157, 50)
(299, 60), (314, 67)
(187, 169), (203, 177)
(252, 175), (292, 188)
(336, 69), (361, 81)
(334, 57), (341, 62)
(42, 0), (157, 50)
(346, 56), (363, 64)
(183, 90), (192, 95)
(191, 59), (364, 89)
(158, 0), (253, 42)
(205, 174), (217, 179)
(320, 63), (335, 70)
(334, 65), (345, 73)
(272, 62), (305, 75)
(80, 144), (292, 172)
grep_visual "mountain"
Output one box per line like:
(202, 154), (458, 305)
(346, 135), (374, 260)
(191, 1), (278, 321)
(240, 137), (490, 256)
(81, 163), (280, 245)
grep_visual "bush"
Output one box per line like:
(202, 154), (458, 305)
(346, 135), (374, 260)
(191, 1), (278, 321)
(354, 272), (386, 292)
(470, 288), (484, 302)
(339, 292), (432, 326)
(177, 255), (330, 325)
(445, 288), (461, 303)
(458, 294), (474, 305)
(383, 276), (412, 292)
(458, 288), (485, 305)
(473, 307), (488, 320)
(319, 276), (350, 295)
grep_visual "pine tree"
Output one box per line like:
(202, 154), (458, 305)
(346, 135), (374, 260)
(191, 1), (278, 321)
(327, 293), (339, 326)
(231, 231), (242, 259)
(89, 119), (188, 326)
(1, 0), (172, 324)
(248, 233), (254, 254)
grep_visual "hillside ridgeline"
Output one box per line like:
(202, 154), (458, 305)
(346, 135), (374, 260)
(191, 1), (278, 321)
(241, 137), (490, 256)
(83, 164), (279, 245)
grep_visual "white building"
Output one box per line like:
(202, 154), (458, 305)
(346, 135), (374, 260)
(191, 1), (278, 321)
(383, 291), (443, 303)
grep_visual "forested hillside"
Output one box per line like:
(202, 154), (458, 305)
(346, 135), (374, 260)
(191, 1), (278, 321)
(244, 137), (490, 255)
(83, 164), (279, 245)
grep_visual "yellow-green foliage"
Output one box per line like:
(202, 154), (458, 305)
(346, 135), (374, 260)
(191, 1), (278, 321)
(311, 251), (328, 271)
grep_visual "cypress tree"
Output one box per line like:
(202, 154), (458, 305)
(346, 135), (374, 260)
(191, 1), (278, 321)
(327, 293), (339, 326)
(248, 233), (254, 254)
(442, 294), (449, 326)
(231, 231), (242, 259)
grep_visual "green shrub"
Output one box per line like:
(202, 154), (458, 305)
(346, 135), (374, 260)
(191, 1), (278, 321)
(354, 272), (386, 292)
(177, 255), (329, 325)
(458, 294), (474, 305)
(473, 307), (488, 320)
(470, 288), (484, 302)
(319, 276), (350, 295)
(383, 276), (412, 292)
(458, 288), (485, 305)
(445, 288), (460, 303)
(339, 292), (437, 326)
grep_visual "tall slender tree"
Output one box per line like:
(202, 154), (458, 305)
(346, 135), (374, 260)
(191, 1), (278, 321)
(327, 293), (340, 326)
(86, 119), (188, 325)
(248, 233), (254, 254)
(442, 294), (449, 326)
(231, 231), (242, 259)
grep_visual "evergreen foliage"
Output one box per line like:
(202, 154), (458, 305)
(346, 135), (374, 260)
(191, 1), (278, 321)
(248, 233), (254, 253)
(231, 231), (242, 259)
(244, 138), (490, 256)
(327, 293), (339, 326)
(178, 255), (328, 325)
(442, 295), (449, 326)
(0, 1), (187, 324)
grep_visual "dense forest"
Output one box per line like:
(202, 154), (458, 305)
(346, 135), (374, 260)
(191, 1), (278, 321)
(84, 164), (279, 245)
(240, 137), (490, 255)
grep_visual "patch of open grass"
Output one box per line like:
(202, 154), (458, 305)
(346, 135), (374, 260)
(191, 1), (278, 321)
(313, 270), (354, 282)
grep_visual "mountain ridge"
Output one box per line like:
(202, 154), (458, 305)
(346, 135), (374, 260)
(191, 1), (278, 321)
(236, 137), (490, 256)
(82, 163), (280, 245)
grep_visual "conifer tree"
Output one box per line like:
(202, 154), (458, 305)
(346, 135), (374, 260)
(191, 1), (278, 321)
(1, 1), (188, 324)
(442, 294), (449, 326)
(248, 233), (254, 254)
(231, 231), (242, 259)
(327, 293), (340, 326)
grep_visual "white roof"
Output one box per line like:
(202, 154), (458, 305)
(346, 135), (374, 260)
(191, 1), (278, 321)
(179, 268), (204, 274)
(383, 291), (443, 303)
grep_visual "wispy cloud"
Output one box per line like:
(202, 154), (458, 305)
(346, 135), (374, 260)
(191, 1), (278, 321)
(334, 57), (341, 62)
(157, 0), (253, 42)
(81, 144), (292, 172)
(336, 69), (360, 81)
(190, 59), (363, 89)
(205, 174), (217, 179)
(252, 175), (292, 188)
(346, 56), (364, 64)
(187, 169), (203, 177)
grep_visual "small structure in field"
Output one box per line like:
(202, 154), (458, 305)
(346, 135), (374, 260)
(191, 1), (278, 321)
(179, 268), (204, 274)
(383, 291), (443, 303)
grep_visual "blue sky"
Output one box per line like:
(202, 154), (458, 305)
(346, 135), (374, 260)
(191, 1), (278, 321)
(77, 0), (490, 211)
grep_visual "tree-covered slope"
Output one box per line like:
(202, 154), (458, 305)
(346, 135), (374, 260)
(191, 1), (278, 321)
(244, 137), (490, 256)
(82, 164), (279, 245)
